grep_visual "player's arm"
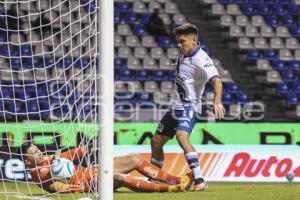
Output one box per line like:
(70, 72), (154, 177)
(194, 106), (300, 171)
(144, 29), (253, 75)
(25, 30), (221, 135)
(59, 146), (85, 161)
(47, 181), (83, 193)
(211, 76), (225, 120)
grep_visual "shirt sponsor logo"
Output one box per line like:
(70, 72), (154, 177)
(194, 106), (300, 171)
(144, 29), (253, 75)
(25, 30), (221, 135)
(179, 121), (190, 128)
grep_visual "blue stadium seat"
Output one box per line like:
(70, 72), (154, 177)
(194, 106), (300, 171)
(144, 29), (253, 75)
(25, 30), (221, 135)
(10, 58), (22, 70)
(140, 14), (150, 24)
(114, 14), (122, 25)
(125, 13), (137, 24)
(133, 25), (146, 36)
(258, 5), (271, 16)
(276, 82), (289, 95)
(234, 0), (248, 4)
(292, 82), (300, 94)
(226, 82), (240, 93)
(118, 69), (134, 81)
(247, 49), (260, 61)
(222, 93), (234, 105)
(248, 0), (262, 4)
(265, 15), (278, 27)
(272, 60), (287, 71)
(286, 92), (299, 106)
(243, 4), (256, 15)
(20, 45), (32, 56)
(263, 49), (277, 60)
(280, 0), (293, 5)
(74, 57), (90, 69)
(291, 26), (300, 38)
(26, 99), (39, 113)
(237, 92), (250, 104)
(114, 58), (125, 69)
(152, 70), (165, 81)
(263, 0), (278, 4)
(158, 37), (173, 48)
(287, 4), (299, 14)
(272, 4), (286, 16)
(218, 0), (233, 4)
(282, 70), (297, 82)
(115, 2), (131, 13)
(287, 61), (300, 71)
(282, 15), (294, 27)
(59, 57), (72, 69)
(135, 70), (149, 81)
(167, 70), (176, 81)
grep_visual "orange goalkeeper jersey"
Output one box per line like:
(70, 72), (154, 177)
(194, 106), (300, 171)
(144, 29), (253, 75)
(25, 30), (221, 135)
(29, 147), (96, 192)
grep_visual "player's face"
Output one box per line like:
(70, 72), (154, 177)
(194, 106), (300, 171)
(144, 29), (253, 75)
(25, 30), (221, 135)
(25, 145), (45, 166)
(175, 34), (197, 56)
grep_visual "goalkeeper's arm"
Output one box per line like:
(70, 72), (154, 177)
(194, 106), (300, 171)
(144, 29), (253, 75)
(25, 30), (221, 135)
(47, 181), (83, 193)
(58, 139), (96, 161)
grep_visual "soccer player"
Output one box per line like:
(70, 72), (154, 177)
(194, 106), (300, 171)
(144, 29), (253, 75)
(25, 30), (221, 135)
(20, 142), (190, 193)
(150, 23), (225, 191)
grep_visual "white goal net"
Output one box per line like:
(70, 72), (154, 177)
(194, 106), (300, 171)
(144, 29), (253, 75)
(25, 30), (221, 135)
(0, 0), (105, 199)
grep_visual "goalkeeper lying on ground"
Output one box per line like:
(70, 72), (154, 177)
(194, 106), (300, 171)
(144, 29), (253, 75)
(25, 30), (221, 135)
(20, 142), (191, 193)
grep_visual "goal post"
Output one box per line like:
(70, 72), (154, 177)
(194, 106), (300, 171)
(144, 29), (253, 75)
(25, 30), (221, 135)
(98, 0), (114, 199)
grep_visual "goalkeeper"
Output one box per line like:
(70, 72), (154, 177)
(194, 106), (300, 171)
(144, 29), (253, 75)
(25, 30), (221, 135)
(20, 142), (191, 193)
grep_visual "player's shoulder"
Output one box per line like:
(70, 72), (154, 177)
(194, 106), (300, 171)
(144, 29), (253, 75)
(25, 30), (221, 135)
(192, 48), (213, 66)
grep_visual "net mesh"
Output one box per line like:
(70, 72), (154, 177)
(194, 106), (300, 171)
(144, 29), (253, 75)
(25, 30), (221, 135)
(0, 0), (98, 199)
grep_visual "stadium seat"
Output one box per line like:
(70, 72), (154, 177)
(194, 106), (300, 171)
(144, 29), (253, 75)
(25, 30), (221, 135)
(222, 93), (234, 105)
(282, 15), (294, 27)
(152, 70), (165, 81)
(276, 82), (289, 95)
(272, 60), (287, 71)
(287, 61), (300, 71)
(134, 47), (149, 59)
(237, 92), (250, 104)
(292, 82), (300, 94)
(226, 82), (240, 93)
(261, 25), (275, 38)
(135, 70), (149, 81)
(242, 4), (255, 16)
(291, 26), (300, 38)
(282, 70), (297, 82)
(286, 92), (299, 106)
(115, 2), (131, 13)
(236, 15), (250, 26)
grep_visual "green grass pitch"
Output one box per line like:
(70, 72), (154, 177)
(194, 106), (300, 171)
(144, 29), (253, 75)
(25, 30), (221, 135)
(0, 182), (299, 200)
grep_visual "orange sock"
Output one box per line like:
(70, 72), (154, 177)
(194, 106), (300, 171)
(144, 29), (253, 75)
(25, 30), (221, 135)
(136, 155), (181, 184)
(124, 176), (169, 192)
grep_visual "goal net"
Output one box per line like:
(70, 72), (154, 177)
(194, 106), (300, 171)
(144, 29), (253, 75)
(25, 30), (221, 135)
(0, 0), (108, 199)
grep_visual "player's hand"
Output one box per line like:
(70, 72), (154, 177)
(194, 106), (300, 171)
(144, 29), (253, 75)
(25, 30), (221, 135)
(213, 103), (225, 120)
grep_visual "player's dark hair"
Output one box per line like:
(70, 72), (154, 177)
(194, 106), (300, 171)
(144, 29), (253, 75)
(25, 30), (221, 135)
(174, 23), (198, 36)
(20, 142), (32, 159)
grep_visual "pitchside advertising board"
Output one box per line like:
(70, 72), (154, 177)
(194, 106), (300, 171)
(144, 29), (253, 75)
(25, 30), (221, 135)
(115, 145), (300, 182)
(0, 122), (300, 146)
(115, 123), (300, 145)
(1, 145), (299, 182)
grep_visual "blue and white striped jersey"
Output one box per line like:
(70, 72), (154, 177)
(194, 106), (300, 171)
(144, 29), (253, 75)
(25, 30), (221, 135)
(171, 46), (219, 113)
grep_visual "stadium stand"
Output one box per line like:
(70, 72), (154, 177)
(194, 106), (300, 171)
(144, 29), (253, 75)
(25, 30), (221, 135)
(113, 0), (260, 121)
(170, 0), (300, 120)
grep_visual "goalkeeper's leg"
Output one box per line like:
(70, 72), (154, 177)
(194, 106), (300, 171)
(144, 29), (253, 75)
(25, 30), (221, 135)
(114, 154), (181, 184)
(113, 173), (181, 193)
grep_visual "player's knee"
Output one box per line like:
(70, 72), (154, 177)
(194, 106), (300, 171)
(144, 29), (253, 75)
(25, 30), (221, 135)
(127, 153), (140, 165)
(176, 131), (190, 143)
(113, 173), (126, 182)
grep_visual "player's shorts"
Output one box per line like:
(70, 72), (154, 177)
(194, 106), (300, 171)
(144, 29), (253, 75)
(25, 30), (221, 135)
(155, 106), (196, 139)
